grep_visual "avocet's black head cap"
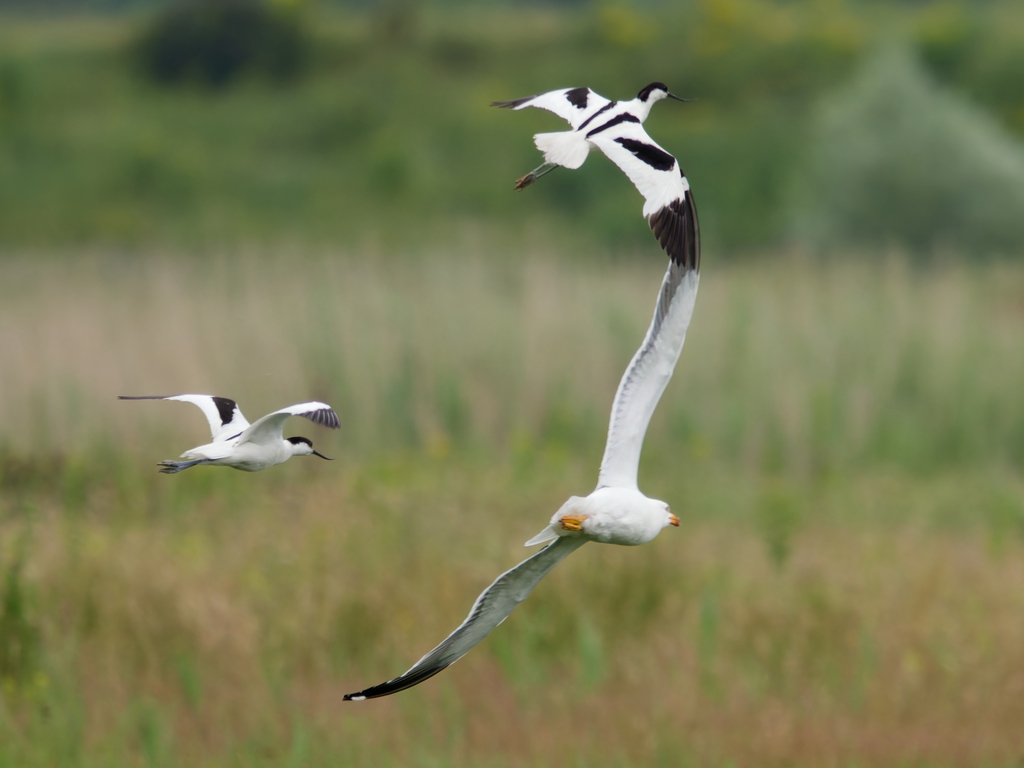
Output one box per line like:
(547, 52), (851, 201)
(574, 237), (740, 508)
(638, 82), (669, 100)
(637, 82), (691, 103)
(287, 435), (333, 460)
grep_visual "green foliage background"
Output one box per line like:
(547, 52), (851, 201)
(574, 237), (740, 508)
(1, 0), (1024, 255)
(2, 1), (1024, 766)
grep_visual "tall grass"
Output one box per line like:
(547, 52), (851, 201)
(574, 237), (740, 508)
(1, 249), (1024, 766)
(3, 247), (1024, 481)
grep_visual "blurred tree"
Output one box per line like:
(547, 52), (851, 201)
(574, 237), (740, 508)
(791, 44), (1024, 257)
(134, 0), (308, 88)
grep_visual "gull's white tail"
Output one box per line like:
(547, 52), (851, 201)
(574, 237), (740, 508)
(533, 131), (590, 169)
(524, 524), (559, 547)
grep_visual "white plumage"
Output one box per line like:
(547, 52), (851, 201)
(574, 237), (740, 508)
(344, 253), (700, 701)
(119, 394), (339, 473)
(493, 82), (698, 269)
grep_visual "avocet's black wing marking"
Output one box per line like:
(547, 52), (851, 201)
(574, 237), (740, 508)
(597, 256), (700, 491)
(118, 394), (250, 442)
(344, 537), (587, 701)
(588, 123), (698, 269)
(491, 87), (612, 130)
(235, 401), (339, 447)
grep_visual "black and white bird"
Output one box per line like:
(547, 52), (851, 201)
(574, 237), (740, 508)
(493, 83), (698, 269)
(344, 237), (700, 701)
(119, 394), (340, 473)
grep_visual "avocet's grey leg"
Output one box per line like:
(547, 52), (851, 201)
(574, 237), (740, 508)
(157, 459), (211, 474)
(514, 162), (557, 191)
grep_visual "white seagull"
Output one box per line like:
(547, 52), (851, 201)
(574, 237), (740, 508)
(119, 394), (340, 473)
(492, 83), (697, 269)
(344, 230), (700, 701)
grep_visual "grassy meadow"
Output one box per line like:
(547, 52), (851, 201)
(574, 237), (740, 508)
(3, 1), (1024, 766)
(1, 249), (1024, 767)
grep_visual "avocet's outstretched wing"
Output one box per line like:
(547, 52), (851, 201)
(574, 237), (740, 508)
(588, 124), (699, 270)
(118, 394), (250, 442)
(235, 402), (340, 446)
(597, 255), (701, 491)
(492, 87), (612, 130)
(344, 537), (587, 701)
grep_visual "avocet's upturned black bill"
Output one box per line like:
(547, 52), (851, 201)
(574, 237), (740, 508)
(119, 394), (339, 473)
(492, 83), (698, 270)
(344, 248), (700, 701)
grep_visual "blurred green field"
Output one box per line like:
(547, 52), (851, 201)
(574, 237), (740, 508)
(3, 1), (1024, 765)
(2, 1), (1024, 254)
(2, 250), (1024, 766)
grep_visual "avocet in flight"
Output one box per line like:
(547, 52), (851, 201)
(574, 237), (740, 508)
(493, 83), (697, 268)
(119, 394), (340, 473)
(345, 223), (700, 700)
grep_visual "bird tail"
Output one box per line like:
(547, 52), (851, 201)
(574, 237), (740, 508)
(533, 131), (590, 170)
(524, 524), (560, 547)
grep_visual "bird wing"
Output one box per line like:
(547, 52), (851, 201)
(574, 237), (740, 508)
(344, 537), (587, 701)
(588, 124), (699, 269)
(491, 87), (612, 130)
(118, 394), (250, 442)
(234, 401), (340, 446)
(596, 258), (701, 490)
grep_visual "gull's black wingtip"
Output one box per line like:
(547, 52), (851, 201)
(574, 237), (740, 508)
(341, 663), (450, 701)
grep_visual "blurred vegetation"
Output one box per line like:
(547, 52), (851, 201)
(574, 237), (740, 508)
(1, 2), (1024, 765)
(1, 251), (1024, 765)
(792, 44), (1024, 256)
(135, 0), (307, 88)
(0, 0), (1023, 255)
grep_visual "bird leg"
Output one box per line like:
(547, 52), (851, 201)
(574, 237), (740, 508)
(157, 459), (211, 474)
(514, 162), (557, 191)
(559, 514), (587, 532)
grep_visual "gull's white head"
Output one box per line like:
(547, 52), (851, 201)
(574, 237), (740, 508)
(286, 436), (333, 460)
(654, 499), (680, 530)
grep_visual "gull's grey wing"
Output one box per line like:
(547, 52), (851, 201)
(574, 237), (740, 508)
(344, 537), (587, 701)
(118, 394), (249, 442)
(235, 401), (340, 446)
(491, 87), (612, 130)
(596, 258), (700, 491)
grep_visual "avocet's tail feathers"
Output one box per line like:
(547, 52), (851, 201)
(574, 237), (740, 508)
(533, 131), (591, 170)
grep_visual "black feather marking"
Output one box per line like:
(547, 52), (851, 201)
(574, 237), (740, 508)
(344, 661), (454, 701)
(577, 100), (616, 131)
(211, 396), (237, 426)
(647, 187), (700, 271)
(685, 190), (700, 270)
(304, 408), (340, 429)
(585, 112), (640, 138)
(564, 87), (589, 109)
(490, 95), (538, 109)
(613, 137), (676, 171)
(287, 436), (313, 447)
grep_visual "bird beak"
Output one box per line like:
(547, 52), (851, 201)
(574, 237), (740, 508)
(667, 93), (694, 102)
(312, 450), (334, 460)
(669, 514), (680, 527)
